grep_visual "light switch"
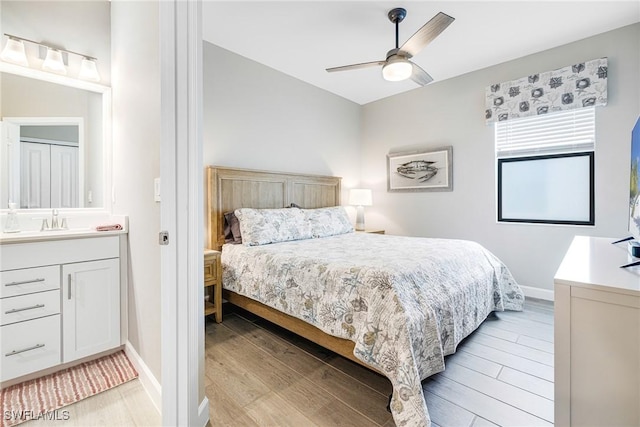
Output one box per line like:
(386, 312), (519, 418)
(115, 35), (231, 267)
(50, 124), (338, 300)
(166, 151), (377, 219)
(154, 177), (161, 202)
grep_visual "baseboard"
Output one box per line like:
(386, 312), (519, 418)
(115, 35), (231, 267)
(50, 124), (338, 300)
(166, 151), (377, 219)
(125, 341), (162, 414)
(520, 285), (554, 302)
(197, 397), (210, 427)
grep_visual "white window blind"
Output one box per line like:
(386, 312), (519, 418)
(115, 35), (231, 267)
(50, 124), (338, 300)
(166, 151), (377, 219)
(495, 107), (595, 157)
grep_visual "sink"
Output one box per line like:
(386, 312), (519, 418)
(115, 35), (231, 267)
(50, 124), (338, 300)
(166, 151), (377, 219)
(0, 213), (127, 244)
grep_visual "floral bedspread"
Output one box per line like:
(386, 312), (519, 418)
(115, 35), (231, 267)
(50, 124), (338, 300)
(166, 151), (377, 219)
(222, 232), (524, 426)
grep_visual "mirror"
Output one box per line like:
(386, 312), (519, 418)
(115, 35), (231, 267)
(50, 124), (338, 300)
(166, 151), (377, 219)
(0, 66), (111, 210)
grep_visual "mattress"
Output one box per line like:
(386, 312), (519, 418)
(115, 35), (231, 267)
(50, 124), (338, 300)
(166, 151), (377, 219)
(222, 232), (524, 426)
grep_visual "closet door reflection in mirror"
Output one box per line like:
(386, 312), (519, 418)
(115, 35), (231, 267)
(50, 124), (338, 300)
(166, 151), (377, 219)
(0, 71), (107, 209)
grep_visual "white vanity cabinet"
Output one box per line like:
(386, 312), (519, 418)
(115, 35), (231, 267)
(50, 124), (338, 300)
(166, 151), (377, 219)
(1, 235), (123, 383)
(62, 258), (120, 362)
(0, 266), (61, 382)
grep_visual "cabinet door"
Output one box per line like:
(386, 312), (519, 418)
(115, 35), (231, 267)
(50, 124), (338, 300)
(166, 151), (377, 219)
(62, 258), (120, 362)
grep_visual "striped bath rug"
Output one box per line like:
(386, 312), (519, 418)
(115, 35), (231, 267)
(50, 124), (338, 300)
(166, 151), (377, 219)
(0, 350), (138, 427)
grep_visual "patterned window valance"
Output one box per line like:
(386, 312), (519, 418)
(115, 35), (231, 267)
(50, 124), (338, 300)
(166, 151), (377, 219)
(485, 57), (607, 124)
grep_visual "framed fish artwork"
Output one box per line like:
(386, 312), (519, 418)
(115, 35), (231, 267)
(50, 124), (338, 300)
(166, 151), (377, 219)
(387, 146), (453, 192)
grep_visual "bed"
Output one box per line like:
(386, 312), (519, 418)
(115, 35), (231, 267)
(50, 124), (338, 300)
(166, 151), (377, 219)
(206, 166), (524, 427)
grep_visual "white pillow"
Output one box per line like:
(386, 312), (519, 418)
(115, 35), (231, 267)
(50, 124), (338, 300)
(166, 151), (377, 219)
(305, 206), (354, 238)
(234, 207), (312, 246)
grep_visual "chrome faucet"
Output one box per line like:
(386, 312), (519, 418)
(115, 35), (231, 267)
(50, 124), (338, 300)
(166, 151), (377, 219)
(51, 209), (59, 229)
(38, 209), (68, 231)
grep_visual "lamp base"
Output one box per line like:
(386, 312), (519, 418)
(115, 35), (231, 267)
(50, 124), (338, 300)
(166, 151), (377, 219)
(355, 206), (365, 231)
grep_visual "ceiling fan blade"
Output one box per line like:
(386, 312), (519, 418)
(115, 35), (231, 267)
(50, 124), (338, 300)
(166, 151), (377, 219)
(410, 62), (434, 86)
(400, 12), (455, 57)
(326, 61), (385, 73)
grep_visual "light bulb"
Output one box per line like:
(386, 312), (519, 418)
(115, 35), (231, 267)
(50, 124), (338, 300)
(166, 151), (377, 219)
(382, 58), (412, 82)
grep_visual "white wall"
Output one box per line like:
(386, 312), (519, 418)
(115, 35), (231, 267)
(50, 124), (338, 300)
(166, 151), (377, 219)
(361, 23), (640, 294)
(111, 0), (162, 381)
(203, 42), (362, 205)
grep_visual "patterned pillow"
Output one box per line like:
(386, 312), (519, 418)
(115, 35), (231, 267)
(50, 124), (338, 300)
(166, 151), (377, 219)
(234, 208), (312, 246)
(305, 206), (354, 238)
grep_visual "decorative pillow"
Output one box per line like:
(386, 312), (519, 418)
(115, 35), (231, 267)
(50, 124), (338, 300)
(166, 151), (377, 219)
(305, 206), (354, 238)
(234, 207), (312, 246)
(223, 212), (242, 244)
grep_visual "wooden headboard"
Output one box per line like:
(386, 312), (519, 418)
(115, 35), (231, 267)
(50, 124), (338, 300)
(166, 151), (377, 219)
(206, 166), (342, 250)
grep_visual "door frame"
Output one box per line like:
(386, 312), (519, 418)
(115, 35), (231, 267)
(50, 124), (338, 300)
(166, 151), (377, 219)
(159, 0), (207, 425)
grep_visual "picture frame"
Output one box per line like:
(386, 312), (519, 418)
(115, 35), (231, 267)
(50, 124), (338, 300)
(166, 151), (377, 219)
(387, 146), (453, 192)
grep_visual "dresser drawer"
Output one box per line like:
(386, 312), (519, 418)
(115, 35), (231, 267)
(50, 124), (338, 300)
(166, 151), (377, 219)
(1, 314), (61, 381)
(0, 266), (60, 298)
(1, 290), (61, 326)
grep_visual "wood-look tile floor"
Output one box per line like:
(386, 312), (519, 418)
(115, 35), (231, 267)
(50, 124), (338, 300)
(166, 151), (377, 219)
(20, 378), (160, 427)
(205, 298), (554, 427)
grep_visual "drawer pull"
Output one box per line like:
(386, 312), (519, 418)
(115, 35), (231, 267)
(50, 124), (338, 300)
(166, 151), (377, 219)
(5, 278), (46, 287)
(68, 274), (71, 300)
(5, 304), (45, 314)
(5, 343), (45, 357)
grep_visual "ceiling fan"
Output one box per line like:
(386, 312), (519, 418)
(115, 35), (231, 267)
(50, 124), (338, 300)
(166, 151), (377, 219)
(326, 8), (454, 86)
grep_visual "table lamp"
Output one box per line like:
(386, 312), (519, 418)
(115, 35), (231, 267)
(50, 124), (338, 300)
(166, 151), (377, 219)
(349, 189), (373, 231)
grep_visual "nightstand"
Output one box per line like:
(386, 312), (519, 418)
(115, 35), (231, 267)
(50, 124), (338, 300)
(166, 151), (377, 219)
(357, 229), (385, 234)
(204, 249), (222, 323)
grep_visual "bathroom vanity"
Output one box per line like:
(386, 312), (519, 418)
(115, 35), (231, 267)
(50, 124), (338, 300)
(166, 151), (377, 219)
(0, 228), (127, 383)
(0, 34), (128, 386)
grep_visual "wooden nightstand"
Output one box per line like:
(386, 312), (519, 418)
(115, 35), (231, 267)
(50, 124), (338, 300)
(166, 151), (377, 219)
(204, 249), (222, 323)
(357, 229), (385, 234)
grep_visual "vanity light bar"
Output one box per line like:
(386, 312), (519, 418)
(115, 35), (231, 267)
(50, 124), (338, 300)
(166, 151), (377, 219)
(0, 33), (100, 82)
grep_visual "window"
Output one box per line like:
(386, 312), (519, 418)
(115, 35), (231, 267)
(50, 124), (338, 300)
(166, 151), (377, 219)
(496, 108), (595, 225)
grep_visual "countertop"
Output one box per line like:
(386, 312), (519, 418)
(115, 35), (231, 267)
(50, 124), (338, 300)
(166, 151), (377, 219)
(554, 235), (640, 296)
(0, 228), (127, 244)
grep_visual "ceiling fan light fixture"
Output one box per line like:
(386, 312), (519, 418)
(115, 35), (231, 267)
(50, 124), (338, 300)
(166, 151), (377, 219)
(382, 58), (412, 82)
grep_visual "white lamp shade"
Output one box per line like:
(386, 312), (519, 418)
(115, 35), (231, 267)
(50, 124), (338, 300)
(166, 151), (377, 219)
(42, 48), (67, 75)
(0, 38), (29, 67)
(349, 189), (373, 206)
(382, 59), (412, 82)
(79, 57), (100, 82)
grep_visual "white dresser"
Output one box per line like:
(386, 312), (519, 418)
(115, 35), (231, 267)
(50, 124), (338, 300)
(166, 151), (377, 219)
(1, 234), (124, 383)
(554, 236), (640, 426)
